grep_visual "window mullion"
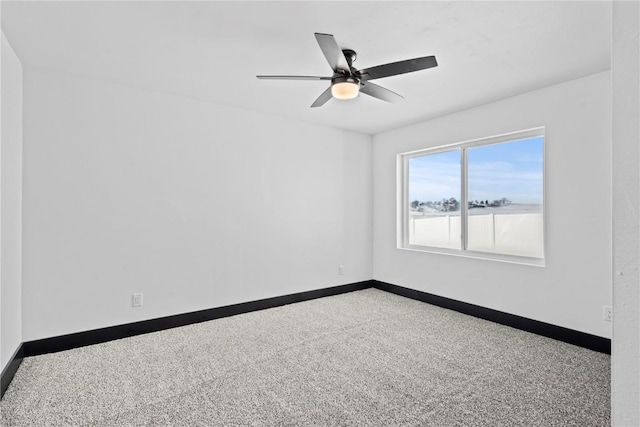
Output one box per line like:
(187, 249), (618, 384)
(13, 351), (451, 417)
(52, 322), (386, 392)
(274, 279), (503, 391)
(401, 155), (409, 248)
(461, 147), (468, 251)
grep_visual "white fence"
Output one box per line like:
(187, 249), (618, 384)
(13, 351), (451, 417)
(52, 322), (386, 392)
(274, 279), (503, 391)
(409, 212), (543, 258)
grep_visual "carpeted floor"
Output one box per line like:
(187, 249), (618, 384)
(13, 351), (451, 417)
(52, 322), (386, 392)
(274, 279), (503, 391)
(0, 288), (610, 426)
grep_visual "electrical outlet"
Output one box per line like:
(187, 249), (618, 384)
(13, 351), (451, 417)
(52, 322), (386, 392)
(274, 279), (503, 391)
(603, 305), (612, 322)
(338, 265), (344, 275)
(132, 293), (143, 308)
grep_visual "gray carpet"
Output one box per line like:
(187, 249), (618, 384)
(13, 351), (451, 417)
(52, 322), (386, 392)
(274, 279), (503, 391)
(0, 288), (610, 426)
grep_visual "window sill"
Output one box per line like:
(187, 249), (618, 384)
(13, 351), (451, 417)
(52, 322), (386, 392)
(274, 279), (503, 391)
(399, 244), (546, 267)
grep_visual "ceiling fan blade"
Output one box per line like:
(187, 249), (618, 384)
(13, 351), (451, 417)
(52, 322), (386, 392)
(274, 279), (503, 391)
(314, 33), (351, 73)
(359, 81), (404, 103)
(256, 75), (332, 80)
(358, 56), (437, 81)
(310, 87), (333, 108)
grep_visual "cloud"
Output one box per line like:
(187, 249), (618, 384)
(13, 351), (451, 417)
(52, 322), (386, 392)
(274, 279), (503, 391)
(408, 156), (543, 204)
(409, 159), (460, 201)
(468, 161), (542, 204)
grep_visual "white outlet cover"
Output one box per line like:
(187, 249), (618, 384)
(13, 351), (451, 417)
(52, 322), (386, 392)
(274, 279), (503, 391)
(132, 293), (143, 307)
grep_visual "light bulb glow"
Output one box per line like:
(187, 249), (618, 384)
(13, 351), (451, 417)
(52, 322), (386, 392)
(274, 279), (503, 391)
(331, 81), (359, 100)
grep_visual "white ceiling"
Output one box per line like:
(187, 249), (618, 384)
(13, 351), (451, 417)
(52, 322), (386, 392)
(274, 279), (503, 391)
(1, 1), (611, 135)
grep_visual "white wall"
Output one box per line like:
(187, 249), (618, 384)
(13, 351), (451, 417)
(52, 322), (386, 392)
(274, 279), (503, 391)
(1, 31), (23, 371)
(21, 68), (372, 341)
(611, 1), (640, 424)
(373, 71), (612, 338)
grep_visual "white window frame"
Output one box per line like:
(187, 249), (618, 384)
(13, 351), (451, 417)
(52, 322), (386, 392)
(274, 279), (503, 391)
(398, 127), (545, 267)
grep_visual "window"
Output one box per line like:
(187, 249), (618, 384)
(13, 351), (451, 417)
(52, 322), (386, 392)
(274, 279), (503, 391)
(399, 128), (544, 265)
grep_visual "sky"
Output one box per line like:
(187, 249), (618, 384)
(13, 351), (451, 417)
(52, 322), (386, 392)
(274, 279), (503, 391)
(408, 136), (544, 205)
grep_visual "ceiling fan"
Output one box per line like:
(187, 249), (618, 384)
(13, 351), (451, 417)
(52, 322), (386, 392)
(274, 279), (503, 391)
(257, 33), (438, 108)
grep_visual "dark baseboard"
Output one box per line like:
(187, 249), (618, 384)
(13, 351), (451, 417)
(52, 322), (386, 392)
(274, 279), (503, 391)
(23, 280), (374, 357)
(1, 343), (24, 399)
(372, 280), (611, 354)
(3, 278), (609, 400)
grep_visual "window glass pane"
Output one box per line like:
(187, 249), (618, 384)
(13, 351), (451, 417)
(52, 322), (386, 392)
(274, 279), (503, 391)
(408, 150), (461, 249)
(466, 136), (544, 258)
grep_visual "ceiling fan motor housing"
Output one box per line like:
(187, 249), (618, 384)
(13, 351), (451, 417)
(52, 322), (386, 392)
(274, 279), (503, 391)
(331, 75), (359, 86)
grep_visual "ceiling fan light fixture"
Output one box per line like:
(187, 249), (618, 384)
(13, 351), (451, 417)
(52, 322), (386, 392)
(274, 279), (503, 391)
(331, 76), (359, 100)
